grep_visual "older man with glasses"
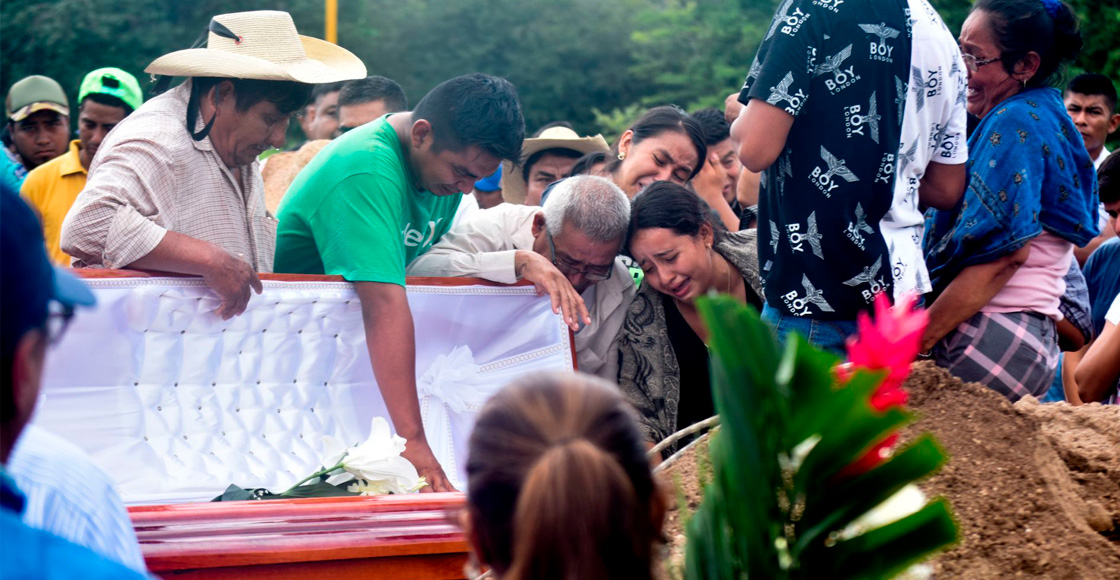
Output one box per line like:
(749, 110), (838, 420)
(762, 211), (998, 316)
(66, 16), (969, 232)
(408, 175), (636, 381)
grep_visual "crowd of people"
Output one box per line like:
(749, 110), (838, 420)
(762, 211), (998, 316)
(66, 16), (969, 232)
(2, 0), (1119, 578)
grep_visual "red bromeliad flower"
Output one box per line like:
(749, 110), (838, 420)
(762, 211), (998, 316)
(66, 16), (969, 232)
(839, 292), (928, 476)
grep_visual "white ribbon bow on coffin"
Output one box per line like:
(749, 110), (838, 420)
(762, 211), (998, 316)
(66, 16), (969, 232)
(416, 345), (499, 490)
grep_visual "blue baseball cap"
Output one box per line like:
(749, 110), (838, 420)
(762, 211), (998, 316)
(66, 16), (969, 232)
(474, 166), (502, 192)
(1, 186), (95, 359)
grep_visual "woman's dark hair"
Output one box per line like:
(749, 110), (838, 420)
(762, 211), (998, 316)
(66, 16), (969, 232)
(974, 0), (1082, 89)
(571, 151), (609, 176)
(466, 373), (663, 580)
(606, 106), (707, 180)
(626, 181), (723, 255)
(689, 108), (731, 147)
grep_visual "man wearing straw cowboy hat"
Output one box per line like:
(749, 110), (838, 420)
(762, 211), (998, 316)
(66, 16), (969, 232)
(61, 10), (365, 320)
(501, 125), (609, 206)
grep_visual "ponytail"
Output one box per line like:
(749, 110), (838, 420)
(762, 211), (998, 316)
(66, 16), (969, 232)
(466, 373), (663, 580)
(506, 439), (652, 580)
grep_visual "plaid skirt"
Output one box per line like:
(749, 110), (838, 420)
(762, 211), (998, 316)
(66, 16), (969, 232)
(934, 311), (1060, 402)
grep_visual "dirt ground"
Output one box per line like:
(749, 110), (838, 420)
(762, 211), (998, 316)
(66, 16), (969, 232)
(659, 361), (1120, 579)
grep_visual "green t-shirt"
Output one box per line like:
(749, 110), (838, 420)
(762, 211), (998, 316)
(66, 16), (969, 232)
(274, 117), (462, 285)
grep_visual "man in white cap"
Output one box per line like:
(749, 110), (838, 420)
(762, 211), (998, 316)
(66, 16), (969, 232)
(61, 10), (365, 320)
(502, 124), (609, 206)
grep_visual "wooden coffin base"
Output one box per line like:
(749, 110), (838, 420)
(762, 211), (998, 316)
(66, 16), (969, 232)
(131, 493), (470, 579)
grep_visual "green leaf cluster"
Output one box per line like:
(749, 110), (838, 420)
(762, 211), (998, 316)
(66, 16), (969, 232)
(684, 296), (956, 580)
(211, 481), (358, 502)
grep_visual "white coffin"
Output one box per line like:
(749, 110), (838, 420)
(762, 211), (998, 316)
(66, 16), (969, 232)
(33, 275), (573, 504)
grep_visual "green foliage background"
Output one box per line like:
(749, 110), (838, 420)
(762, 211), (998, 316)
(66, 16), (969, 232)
(2, 0), (1117, 144)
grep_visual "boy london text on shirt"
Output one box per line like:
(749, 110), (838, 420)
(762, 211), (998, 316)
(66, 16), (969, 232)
(742, 0), (912, 320)
(882, 0), (968, 299)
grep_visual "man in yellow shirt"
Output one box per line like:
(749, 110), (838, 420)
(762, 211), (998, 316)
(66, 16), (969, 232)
(21, 68), (142, 265)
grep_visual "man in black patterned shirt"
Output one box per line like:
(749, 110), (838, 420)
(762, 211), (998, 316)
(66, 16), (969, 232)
(732, 0), (965, 354)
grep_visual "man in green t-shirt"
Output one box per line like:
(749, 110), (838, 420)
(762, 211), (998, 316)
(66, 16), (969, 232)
(274, 74), (525, 491)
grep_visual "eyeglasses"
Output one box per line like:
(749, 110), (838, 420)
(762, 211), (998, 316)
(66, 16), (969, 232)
(43, 301), (75, 346)
(961, 53), (1001, 73)
(546, 231), (613, 281)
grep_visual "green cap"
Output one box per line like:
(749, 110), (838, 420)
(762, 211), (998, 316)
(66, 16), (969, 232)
(78, 67), (143, 113)
(5, 75), (69, 122)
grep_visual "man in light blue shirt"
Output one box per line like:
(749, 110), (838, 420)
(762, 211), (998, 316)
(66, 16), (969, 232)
(0, 187), (148, 579)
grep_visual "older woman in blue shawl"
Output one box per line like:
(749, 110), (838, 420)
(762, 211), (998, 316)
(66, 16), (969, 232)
(922, 0), (1099, 401)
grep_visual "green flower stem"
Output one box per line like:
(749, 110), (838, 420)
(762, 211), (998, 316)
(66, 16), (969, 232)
(282, 462), (345, 494)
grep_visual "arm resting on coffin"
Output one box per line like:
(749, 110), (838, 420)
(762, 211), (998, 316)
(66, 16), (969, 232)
(920, 243), (1031, 353)
(128, 231), (262, 320)
(355, 281), (454, 492)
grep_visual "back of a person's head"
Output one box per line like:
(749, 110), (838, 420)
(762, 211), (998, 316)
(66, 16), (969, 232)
(1067, 73), (1118, 113)
(338, 75), (408, 112)
(411, 73), (525, 163)
(1099, 150), (1120, 205)
(311, 80), (347, 103)
(690, 107), (731, 147)
(466, 373), (662, 580)
(542, 175), (630, 244)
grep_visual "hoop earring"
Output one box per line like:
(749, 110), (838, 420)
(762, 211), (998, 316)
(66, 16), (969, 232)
(617, 152), (626, 161)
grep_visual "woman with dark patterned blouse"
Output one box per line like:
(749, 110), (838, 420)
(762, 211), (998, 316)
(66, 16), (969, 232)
(616, 182), (763, 447)
(922, 0), (1099, 401)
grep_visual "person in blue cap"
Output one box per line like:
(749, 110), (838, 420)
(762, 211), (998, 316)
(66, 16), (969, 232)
(0, 187), (148, 578)
(472, 165), (504, 210)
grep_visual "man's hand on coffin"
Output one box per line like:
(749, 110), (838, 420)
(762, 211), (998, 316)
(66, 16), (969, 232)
(515, 251), (591, 332)
(126, 232), (262, 320)
(205, 249), (263, 320)
(402, 437), (455, 492)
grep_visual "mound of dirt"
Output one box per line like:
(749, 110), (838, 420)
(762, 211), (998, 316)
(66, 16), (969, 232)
(658, 361), (1120, 579)
(905, 362), (1120, 579)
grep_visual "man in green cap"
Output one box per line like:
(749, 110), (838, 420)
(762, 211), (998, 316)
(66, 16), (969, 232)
(4, 75), (71, 182)
(21, 68), (143, 266)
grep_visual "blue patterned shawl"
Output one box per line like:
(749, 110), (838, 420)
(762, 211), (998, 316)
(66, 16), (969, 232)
(924, 88), (1100, 295)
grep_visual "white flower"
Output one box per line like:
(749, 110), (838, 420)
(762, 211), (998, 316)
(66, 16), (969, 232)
(339, 417), (425, 495)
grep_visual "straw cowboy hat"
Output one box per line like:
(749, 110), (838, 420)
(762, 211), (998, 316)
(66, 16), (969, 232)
(146, 11), (366, 83)
(501, 127), (610, 205)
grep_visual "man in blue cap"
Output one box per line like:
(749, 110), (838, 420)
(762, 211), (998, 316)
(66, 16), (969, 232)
(472, 166), (504, 210)
(0, 188), (148, 577)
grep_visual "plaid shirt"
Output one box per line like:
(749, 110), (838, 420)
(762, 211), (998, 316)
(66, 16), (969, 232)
(60, 81), (275, 272)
